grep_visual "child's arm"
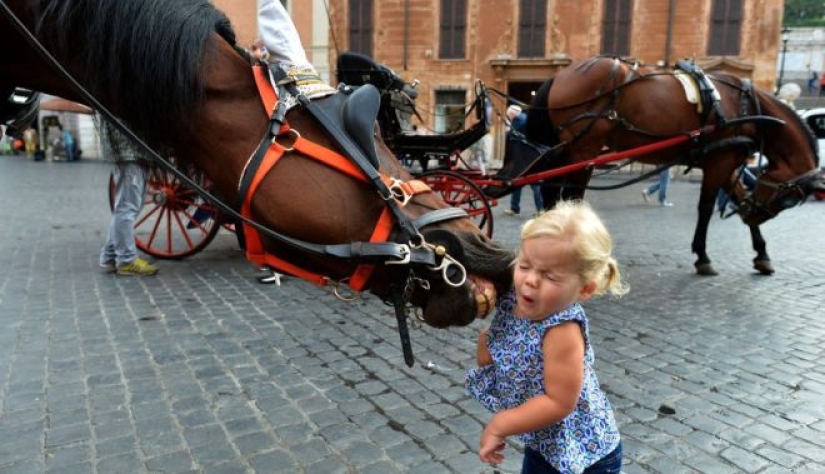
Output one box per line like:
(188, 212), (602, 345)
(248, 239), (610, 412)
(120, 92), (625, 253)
(476, 328), (493, 367)
(479, 322), (584, 464)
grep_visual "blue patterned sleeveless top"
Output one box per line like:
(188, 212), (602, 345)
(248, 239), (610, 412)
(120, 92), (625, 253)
(465, 290), (620, 474)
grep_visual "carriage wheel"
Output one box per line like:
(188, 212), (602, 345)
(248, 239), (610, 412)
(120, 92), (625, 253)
(108, 165), (221, 260)
(419, 170), (494, 238)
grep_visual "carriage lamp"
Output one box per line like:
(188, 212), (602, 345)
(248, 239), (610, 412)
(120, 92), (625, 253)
(776, 27), (792, 95)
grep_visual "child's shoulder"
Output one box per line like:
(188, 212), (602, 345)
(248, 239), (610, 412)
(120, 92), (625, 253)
(542, 303), (587, 328)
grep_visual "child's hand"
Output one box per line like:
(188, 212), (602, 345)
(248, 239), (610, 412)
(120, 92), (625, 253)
(478, 425), (506, 464)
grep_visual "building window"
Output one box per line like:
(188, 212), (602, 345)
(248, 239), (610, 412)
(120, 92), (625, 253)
(440, 0), (466, 59)
(349, 0), (373, 56)
(708, 0), (741, 55)
(435, 90), (467, 133)
(601, 0), (632, 56)
(518, 0), (547, 58)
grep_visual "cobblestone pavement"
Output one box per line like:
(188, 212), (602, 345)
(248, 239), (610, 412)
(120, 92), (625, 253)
(1, 156), (824, 474)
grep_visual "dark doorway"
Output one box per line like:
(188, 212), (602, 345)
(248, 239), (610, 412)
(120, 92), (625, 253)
(507, 81), (544, 106)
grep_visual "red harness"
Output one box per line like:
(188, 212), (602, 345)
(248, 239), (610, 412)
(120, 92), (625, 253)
(241, 65), (433, 292)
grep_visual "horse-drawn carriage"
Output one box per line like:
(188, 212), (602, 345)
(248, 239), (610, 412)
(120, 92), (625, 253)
(106, 50), (825, 280)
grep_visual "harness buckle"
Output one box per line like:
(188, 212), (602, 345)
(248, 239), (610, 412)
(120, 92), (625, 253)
(385, 245), (412, 265)
(332, 278), (361, 301)
(386, 178), (413, 206)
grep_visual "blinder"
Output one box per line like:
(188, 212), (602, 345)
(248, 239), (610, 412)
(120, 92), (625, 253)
(738, 168), (820, 221)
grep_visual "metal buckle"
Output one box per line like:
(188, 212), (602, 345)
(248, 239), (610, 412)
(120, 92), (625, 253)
(385, 244), (411, 265)
(273, 129), (300, 152)
(386, 178), (413, 206)
(332, 278), (361, 301)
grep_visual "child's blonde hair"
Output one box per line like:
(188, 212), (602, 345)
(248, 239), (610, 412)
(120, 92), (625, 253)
(520, 200), (628, 297)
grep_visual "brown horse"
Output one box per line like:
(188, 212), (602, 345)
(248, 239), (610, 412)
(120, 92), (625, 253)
(0, 0), (513, 328)
(527, 56), (825, 276)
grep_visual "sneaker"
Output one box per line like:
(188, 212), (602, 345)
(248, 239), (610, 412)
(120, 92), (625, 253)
(100, 260), (116, 274)
(504, 209), (519, 216)
(117, 258), (159, 276)
(641, 190), (651, 203)
(661, 201), (674, 207)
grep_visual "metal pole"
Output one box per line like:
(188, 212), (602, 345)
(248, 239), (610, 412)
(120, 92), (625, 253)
(664, 0), (676, 67)
(776, 29), (790, 95)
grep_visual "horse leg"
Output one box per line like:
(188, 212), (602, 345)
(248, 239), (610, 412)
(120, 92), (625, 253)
(749, 225), (775, 275)
(692, 188), (718, 276)
(541, 168), (592, 209)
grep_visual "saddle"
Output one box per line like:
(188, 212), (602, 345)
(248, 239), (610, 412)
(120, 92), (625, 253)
(675, 59), (725, 126)
(273, 63), (383, 169)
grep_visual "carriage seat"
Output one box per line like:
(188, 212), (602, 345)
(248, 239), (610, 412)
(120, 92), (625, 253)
(1, 87), (40, 138)
(337, 51), (406, 92)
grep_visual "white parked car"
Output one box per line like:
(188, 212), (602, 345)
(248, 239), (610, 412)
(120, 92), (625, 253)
(799, 108), (825, 161)
(798, 108), (825, 200)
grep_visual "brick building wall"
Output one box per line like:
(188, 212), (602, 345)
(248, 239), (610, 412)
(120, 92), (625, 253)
(327, 0), (785, 159)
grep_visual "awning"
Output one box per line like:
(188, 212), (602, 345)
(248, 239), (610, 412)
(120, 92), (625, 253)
(39, 97), (94, 114)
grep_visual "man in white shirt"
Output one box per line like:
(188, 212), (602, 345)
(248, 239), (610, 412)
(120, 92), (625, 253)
(258, 0), (315, 72)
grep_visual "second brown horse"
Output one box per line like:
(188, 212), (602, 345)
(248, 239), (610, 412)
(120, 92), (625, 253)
(527, 56), (824, 276)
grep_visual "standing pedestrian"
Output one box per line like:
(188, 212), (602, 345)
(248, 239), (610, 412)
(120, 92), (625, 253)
(642, 168), (674, 207)
(808, 71), (818, 95)
(99, 122), (158, 276)
(466, 200), (627, 473)
(819, 73), (825, 97)
(504, 104), (544, 216)
(22, 125), (37, 159)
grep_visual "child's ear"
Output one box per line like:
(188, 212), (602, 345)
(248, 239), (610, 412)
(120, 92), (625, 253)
(579, 280), (598, 301)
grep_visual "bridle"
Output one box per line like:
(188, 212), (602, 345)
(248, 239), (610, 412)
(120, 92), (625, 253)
(738, 168), (820, 221)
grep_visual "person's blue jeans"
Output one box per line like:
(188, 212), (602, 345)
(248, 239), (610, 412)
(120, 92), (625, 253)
(510, 183), (544, 214)
(521, 443), (622, 474)
(644, 169), (671, 204)
(716, 166), (757, 211)
(100, 162), (146, 266)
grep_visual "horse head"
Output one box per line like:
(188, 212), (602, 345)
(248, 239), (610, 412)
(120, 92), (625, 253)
(1, 0), (514, 328)
(737, 88), (825, 226)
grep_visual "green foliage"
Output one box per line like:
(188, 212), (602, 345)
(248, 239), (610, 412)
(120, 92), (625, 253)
(784, 0), (825, 26)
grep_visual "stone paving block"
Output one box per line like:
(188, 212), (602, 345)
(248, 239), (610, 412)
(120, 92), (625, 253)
(247, 449), (297, 473)
(95, 452), (143, 473)
(303, 456), (349, 474)
(234, 431), (277, 456)
(191, 441), (240, 467)
(720, 445), (771, 472)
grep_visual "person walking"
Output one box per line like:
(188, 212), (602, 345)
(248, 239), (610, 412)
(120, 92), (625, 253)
(819, 73), (825, 97)
(504, 105), (544, 216)
(466, 200), (627, 472)
(22, 125), (37, 159)
(641, 168), (674, 207)
(99, 122), (158, 276)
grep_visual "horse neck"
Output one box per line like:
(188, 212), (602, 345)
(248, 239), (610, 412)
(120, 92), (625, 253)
(757, 93), (818, 172)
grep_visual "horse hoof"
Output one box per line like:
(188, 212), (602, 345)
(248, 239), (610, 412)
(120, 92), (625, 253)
(754, 260), (775, 275)
(694, 262), (718, 276)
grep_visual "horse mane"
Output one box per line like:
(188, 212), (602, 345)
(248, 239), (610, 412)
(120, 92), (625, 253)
(526, 78), (560, 147)
(34, 0), (238, 147)
(754, 87), (820, 167)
